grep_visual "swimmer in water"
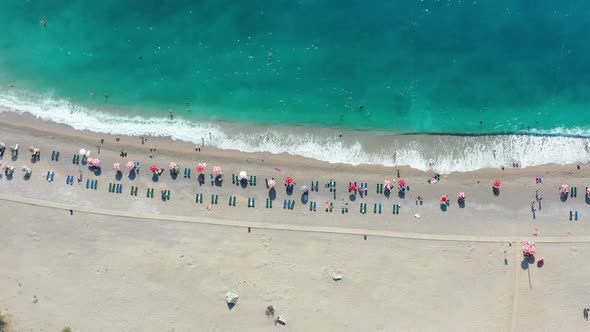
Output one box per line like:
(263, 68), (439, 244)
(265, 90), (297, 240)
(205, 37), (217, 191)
(268, 52), (272, 61)
(104, 93), (109, 99)
(41, 17), (47, 27)
(359, 105), (364, 110)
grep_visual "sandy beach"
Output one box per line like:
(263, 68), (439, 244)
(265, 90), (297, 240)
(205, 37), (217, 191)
(1, 112), (590, 331)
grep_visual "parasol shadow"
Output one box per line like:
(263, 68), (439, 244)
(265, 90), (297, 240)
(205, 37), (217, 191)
(269, 188), (276, 200)
(128, 170), (136, 180)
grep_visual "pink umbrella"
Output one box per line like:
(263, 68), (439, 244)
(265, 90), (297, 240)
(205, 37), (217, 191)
(441, 195), (448, 203)
(213, 166), (222, 175)
(87, 157), (94, 165)
(493, 179), (501, 188)
(169, 162), (177, 170)
(560, 184), (569, 193)
(384, 180), (391, 189)
(90, 158), (101, 167)
(113, 162), (121, 171)
(398, 179), (406, 188)
(126, 161), (135, 170)
(285, 176), (293, 185)
(197, 163), (205, 173)
(268, 179), (276, 188)
(586, 187), (590, 196)
(458, 192), (465, 200)
(150, 165), (158, 173)
(522, 242), (536, 255)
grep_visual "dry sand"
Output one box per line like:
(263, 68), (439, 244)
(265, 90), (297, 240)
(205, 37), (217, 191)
(1, 113), (590, 331)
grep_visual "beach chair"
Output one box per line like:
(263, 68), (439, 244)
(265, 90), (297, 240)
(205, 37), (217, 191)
(283, 199), (287, 209)
(313, 201), (316, 211)
(120, 184), (124, 194)
(311, 181), (315, 191)
(266, 178), (269, 189)
(378, 203), (382, 214)
(232, 174), (236, 185)
(86, 179), (90, 188)
(55, 151), (60, 161)
(248, 198), (252, 207)
(134, 187), (138, 196)
(215, 195), (219, 204)
(147, 188), (151, 198)
(373, 203), (377, 214)
(290, 200), (295, 210)
(93, 180), (98, 190)
(574, 187), (578, 198)
(50, 171), (55, 182)
(253, 176), (257, 186)
(150, 188), (154, 198)
(232, 196), (236, 206)
(187, 168), (191, 178)
(330, 202), (333, 212)
(569, 211), (573, 221)
(251, 198), (255, 207)
(184, 168), (188, 178)
(51, 150), (55, 161)
(310, 201), (314, 211)
(575, 211), (579, 221)
(329, 181), (334, 192)
(166, 190), (170, 200)
(249, 176), (253, 186)
(210, 174), (214, 186)
(109, 183), (114, 193)
(131, 186), (135, 195)
(211, 194), (216, 204)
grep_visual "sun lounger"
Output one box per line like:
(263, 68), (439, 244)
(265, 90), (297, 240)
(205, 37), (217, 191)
(253, 176), (257, 186)
(575, 211), (579, 221)
(55, 151), (60, 161)
(232, 196), (236, 206)
(251, 198), (255, 207)
(211, 194), (215, 204)
(120, 184), (124, 194)
(232, 174), (236, 184)
(147, 188), (151, 198)
(50, 171), (55, 182)
(166, 190), (170, 200)
(248, 198), (252, 207)
(86, 179), (90, 188)
(290, 200), (295, 209)
(569, 210), (573, 221)
(330, 202), (333, 212)
(284, 199), (287, 209)
(378, 203), (382, 214)
(93, 180), (98, 190)
(184, 168), (188, 178)
(309, 201), (314, 211)
(373, 203), (377, 214)
(313, 201), (316, 211)
(574, 187), (577, 197)
(51, 151), (55, 161)
(109, 183), (113, 193)
(266, 178), (269, 188)
(131, 186), (135, 195)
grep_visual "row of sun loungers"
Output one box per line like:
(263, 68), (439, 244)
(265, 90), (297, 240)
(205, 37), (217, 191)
(228, 196), (236, 206)
(65, 175), (76, 185)
(283, 199), (295, 210)
(161, 190), (171, 200)
(183, 168), (191, 178)
(146, 188), (155, 198)
(50, 151), (60, 161)
(109, 183), (123, 193)
(247, 197), (256, 207)
(569, 210), (579, 221)
(72, 155), (80, 164)
(129, 186), (139, 196)
(85, 179), (98, 189)
(309, 181), (319, 192)
(309, 201), (317, 212)
(46, 171), (55, 182)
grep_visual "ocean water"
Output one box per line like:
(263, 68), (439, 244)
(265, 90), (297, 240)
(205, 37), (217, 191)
(1, 0), (590, 172)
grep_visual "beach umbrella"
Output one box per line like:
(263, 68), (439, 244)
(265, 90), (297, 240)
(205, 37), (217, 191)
(301, 185), (308, 192)
(560, 184), (569, 193)
(349, 183), (356, 191)
(150, 165), (158, 173)
(441, 195), (448, 203)
(239, 170), (248, 180)
(522, 242), (536, 255)
(87, 157), (94, 165)
(398, 179), (406, 188)
(85, 150), (91, 157)
(169, 162), (177, 170)
(384, 180), (391, 189)
(586, 187), (590, 196)
(213, 166), (222, 175)
(458, 192), (465, 200)
(79, 148), (86, 155)
(285, 176), (293, 185)
(90, 158), (101, 167)
(197, 163), (205, 173)
(268, 179), (276, 188)
(113, 162), (121, 171)
(127, 161), (135, 170)
(493, 180), (501, 188)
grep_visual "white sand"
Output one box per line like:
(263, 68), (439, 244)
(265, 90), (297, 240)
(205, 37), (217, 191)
(1, 114), (590, 331)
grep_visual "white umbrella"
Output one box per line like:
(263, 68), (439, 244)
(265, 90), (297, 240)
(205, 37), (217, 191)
(239, 171), (248, 179)
(79, 148), (86, 155)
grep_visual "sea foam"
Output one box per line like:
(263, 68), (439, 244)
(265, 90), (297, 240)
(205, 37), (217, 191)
(1, 90), (589, 174)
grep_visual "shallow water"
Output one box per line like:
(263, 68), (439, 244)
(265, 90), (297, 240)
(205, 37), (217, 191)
(1, 0), (590, 171)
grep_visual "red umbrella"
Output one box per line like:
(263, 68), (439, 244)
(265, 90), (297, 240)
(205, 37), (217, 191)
(493, 180), (501, 188)
(349, 183), (357, 191)
(150, 165), (158, 173)
(197, 163), (205, 173)
(441, 195), (448, 203)
(285, 176), (293, 185)
(398, 179), (406, 188)
(213, 166), (222, 175)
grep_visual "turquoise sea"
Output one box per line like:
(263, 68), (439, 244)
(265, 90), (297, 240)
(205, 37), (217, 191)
(1, 0), (590, 171)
